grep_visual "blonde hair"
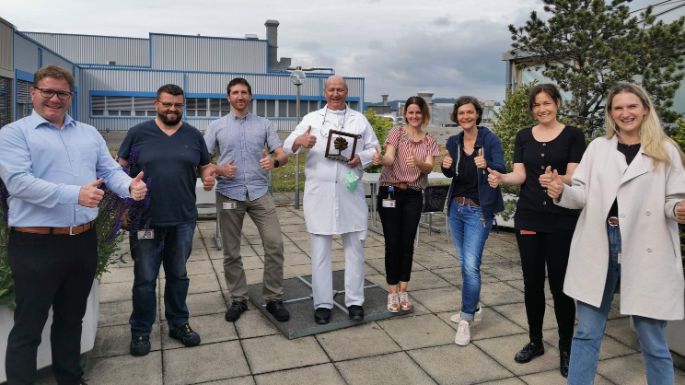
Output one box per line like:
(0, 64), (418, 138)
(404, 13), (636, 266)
(604, 82), (685, 167)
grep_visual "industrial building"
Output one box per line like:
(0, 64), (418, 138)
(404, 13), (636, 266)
(0, 17), (365, 134)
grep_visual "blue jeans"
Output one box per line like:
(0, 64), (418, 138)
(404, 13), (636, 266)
(129, 221), (195, 336)
(448, 202), (493, 321)
(568, 224), (674, 385)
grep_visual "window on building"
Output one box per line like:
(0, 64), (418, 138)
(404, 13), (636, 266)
(0, 77), (11, 127)
(91, 95), (155, 117)
(16, 80), (32, 120)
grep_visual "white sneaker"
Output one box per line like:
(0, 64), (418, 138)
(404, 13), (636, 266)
(454, 320), (471, 346)
(450, 306), (482, 324)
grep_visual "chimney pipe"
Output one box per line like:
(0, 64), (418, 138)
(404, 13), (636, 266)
(265, 19), (291, 71)
(381, 94), (388, 106)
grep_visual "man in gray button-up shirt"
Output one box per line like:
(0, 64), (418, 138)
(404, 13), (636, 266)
(204, 77), (290, 323)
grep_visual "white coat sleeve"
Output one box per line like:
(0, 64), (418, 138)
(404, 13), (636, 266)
(283, 117), (311, 155)
(663, 142), (685, 220)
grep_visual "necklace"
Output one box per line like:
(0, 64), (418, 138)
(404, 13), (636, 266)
(320, 106), (347, 138)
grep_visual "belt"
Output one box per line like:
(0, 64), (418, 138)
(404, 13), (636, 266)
(389, 182), (410, 190)
(453, 196), (479, 207)
(12, 221), (95, 235)
(607, 216), (619, 226)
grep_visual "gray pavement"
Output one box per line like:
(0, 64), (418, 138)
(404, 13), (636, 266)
(37, 193), (685, 384)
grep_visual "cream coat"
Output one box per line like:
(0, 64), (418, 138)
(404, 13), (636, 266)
(557, 136), (685, 320)
(283, 106), (379, 235)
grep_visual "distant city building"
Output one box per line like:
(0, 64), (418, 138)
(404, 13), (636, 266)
(0, 17), (366, 133)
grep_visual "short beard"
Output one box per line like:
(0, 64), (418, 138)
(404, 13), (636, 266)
(157, 111), (182, 126)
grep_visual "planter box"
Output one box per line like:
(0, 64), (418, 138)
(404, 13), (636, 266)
(0, 281), (99, 383)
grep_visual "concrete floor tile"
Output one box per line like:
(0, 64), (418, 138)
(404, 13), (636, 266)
(478, 378), (526, 385)
(605, 317), (641, 350)
(597, 353), (650, 385)
(520, 369), (600, 385)
(184, 272), (222, 294)
(201, 376), (255, 385)
(99, 300), (134, 327)
(335, 352), (435, 385)
(403, 270), (452, 291)
(410, 286), (460, 314)
(408, 344), (512, 385)
(163, 341), (250, 385)
(92, 323), (161, 358)
(99, 266), (134, 284)
(494, 302), (557, 331)
(233, 308), (280, 339)
(242, 335), (328, 374)
(379, 314), (455, 350)
(474, 334), (560, 376)
(478, 282), (525, 307)
(283, 264), (313, 279)
(254, 363), (345, 385)
(480, 261), (522, 281)
(364, 245), (386, 260)
(283, 251), (310, 266)
(84, 351), (163, 385)
(541, 328), (636, 360)
(161, 291), (226, 320)
(316, 322), (401, 361)
(413, 253), (459, 270)
(185, 259), (215, 276)
(161, 313), (238, 348)
(99, 281), (132, 303)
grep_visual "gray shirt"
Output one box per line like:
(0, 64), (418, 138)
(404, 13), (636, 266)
(204, 112), (281, 201)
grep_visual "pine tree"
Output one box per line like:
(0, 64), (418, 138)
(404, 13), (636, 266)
(509, 0), (685, 135)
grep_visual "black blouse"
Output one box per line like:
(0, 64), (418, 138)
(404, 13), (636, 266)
(513, 126), (586, 232)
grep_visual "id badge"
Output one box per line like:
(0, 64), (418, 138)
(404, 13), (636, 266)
(137, 229), (155, 240)
(382, 199), (396, 208)
(223, 201), (237, 210)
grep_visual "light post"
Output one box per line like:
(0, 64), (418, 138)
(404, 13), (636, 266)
(289, 67), (306, 209)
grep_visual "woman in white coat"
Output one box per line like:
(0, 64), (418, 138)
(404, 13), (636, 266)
(547, 82), (685, 385)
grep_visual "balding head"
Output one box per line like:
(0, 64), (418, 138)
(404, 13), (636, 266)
(324, 75), (348, 111)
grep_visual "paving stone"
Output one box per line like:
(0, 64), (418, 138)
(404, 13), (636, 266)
(161, 313), (238, 348)
(99, 300), (134, 327)
(99, 281), (132, 303)
(481, 261), (523, 281)
(84, 351), (163, 385)
(520, 369), (614, 385)
(479, 282), (525, 306)
(93, 323), (161, 358)
(409, 286), (460, 314)
(199, 375), (256, 385)
(99, 266), (134, 284)
(605, 317), (640, 350)
(182, 272), (222, 294)
(402, 270), (451, 291)
(185, 259), (216, 276)
(409, 343), (512, 384)
(542, 328), (636, 360)
(282, 251), (310, 266)
(253, 363), (345, 385)
(493, 302), (557, 331)
(335, 351), (435, 385)
(232, 304), (279, 339)
(316, 322), (401, 361)
(413, 252), (459, 270)
(379, 313), (455, 350)
(163, 341), (250, 385)
(439, 308), (527, 341)
(475, 334), (560, 376)
(364, 245), (386, 259)
(242, 335), (328, 374)
(478, 378), (526, 385)
(161, 291), (226, 320)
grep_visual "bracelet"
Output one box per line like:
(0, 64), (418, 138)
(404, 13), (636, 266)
(273, 159), (280, 168)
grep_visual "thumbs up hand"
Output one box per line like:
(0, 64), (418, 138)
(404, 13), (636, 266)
(474, 147), (487, 169)
(296, 126), (317, 149)
(259, 148), (276, 170)
(218, 160), (237, 178)
(487, 168), (502, 188)
(79, 178), (106, 207)
(538, 165), (553, 188)
(372, 147), (383, 166)
(546, 169), (564, 199)
(442, 150), (453, 169)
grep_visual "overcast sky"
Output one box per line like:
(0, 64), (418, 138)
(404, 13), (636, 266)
(3, 0), (679, 102)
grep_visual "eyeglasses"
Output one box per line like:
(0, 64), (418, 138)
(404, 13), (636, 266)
(158, 102), (185, 109)
(34, 87), (72, 100)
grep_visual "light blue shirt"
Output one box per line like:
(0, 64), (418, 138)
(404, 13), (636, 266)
(0, 111), (132, 227)
(204, 112), (281, 202)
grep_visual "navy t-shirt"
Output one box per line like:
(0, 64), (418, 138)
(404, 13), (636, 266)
(513, 125), (586, 232)
(118, 120), (210, 227)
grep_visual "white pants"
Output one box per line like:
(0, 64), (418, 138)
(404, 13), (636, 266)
(309, 231), (365, 308)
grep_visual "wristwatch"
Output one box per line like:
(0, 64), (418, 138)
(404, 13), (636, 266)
(273, 159), (280, 168)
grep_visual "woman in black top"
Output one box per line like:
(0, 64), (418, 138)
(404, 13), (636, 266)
(487, 84), (585, 378)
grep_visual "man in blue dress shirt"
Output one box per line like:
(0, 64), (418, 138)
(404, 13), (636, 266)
(0, 65), (147, 385)
(204, 77), (290, 323)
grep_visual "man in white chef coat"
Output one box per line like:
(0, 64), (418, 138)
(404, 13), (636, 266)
(283, 75), (379, 324)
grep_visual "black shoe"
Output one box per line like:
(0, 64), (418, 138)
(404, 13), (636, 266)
(225, 300), (248, 322)
(130, 335), (151, 357)
(314, 307), (331, 324)
(560, 350), (570, 377)
(348, 305), (364, 322)
(169, 323), (201, 347)
(79, 380), (88, 385)
(514, 340), (545, 363)
(266, 300), (290, 322)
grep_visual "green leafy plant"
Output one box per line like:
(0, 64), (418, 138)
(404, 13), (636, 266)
(364, 110), (394, 173)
